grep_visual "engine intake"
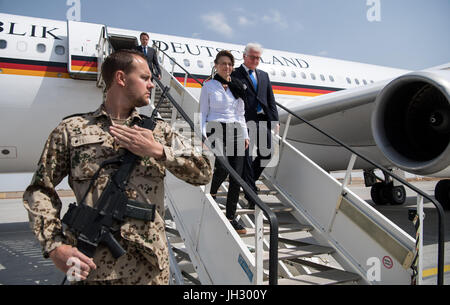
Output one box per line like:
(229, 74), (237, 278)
(372, 71), (450, 176)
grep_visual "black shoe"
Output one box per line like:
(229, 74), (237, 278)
(230, 219), (247, 235)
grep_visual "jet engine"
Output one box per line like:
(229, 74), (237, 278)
(372, 70), (450, 209)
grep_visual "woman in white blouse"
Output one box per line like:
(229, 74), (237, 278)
(200, 50), (249, 234)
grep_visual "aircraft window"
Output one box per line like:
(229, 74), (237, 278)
(183, 59), (190, 67)
(0, 40), (6, 49)
(301, 72), (306, 79)
(55, 45), (65, 55)
(346, 77), (351, 84)
(310, 73), (316, 80)
(329, 75), (335, 82)
(37, 43), (46, 53)
(17, 41), (27, 52)
(291, 71), (296, 78)
(370, 80), (374, 83)
(197, 60), (204, 68)
(354, 78), (360, 85)
(281, 70), (286, 77)
(363, 79), (367, 85)
(320, 74), (325, 81)
(269, 69), (276, 76)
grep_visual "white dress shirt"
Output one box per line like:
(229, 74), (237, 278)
(199, 79), (249, 140)
(242, 64), (258, 85)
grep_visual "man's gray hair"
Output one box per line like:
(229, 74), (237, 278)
(244, 42), (263, 55)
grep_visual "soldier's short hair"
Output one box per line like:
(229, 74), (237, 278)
(101, 49), (147, 90)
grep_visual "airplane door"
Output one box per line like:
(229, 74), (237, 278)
(96, 26), (139, 88)
(67, 20), (103, 80)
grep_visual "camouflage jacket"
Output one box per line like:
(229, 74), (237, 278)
(23, 104), (212, 281)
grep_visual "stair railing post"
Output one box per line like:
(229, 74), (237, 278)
(273, 114), (292, 179)
(416, 194), (424, 285)
(328, 153), (357, 233)
(254, 205), (264, 284)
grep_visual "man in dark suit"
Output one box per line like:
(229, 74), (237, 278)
(231, 43), (279, 207)
(136, 32), (161, 80)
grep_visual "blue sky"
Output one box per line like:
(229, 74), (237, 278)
(0, 0), (449, 191)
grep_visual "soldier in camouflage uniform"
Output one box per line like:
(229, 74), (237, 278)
(23, 49), (212, 285)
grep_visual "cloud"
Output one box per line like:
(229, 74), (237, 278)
(238, 16), (252, 26)
(261, 10), (288, 29)
(201, 13), (233, 38)
(237, 9), (292, 30)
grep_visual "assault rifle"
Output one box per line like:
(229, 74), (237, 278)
(62, 86), (170, 259)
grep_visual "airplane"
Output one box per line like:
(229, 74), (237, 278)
(0, 12), (449, 210)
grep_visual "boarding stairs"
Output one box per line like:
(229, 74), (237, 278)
(91, 26), (442, 285)
(149, 61), (418, 286)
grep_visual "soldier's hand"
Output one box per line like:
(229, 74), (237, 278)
(49, 244), (97, 281)
(110, 124), (165, 159)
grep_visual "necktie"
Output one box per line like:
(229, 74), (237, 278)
(249, 70), (257, 91)
(249, 70), (262, 113)
(143, 46), (147, 55)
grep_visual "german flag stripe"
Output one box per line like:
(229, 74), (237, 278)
(0, 57), (70, 78)
(172, 72), (342, 96)
(71, 55), (98, 73)
(174, 72), (207, 88)
(1, 57), (343, 97)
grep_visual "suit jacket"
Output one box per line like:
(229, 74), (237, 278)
(136, 45), (161, 77)
(231, 65), (279, 123)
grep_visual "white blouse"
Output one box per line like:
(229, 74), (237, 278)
(199, 79), (249, 139)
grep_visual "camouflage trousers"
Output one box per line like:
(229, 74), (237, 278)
(72, 253), (170, 285)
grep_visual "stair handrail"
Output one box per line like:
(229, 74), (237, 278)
(275, 101), (446, 285)
(153, 77), (279, 285)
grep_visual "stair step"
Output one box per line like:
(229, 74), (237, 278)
(243, 224), (312, 237)
(276, 269), (360, 285)
(263, 245), (334, 261)
(230, 205), (293, 216)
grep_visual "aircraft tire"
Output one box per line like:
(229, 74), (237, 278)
(435, 179), (450, 210)
(370, 182), (389, 205)
(387, 185), (406, 205)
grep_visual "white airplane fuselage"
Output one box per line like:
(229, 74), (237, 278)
(0, 13), (417, 174)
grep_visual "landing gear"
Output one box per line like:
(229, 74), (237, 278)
(435, 179), (450, 210)
(365, 169), (407, 206)
(370, 182), (406, 206)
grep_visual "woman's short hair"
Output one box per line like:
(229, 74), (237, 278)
(214, 50), (235, 66)
(101, 49), (146, 90)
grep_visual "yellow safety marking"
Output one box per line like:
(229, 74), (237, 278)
(422, 264), (450, 278)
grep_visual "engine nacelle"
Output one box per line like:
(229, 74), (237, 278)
(372, 70), (450, 177)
